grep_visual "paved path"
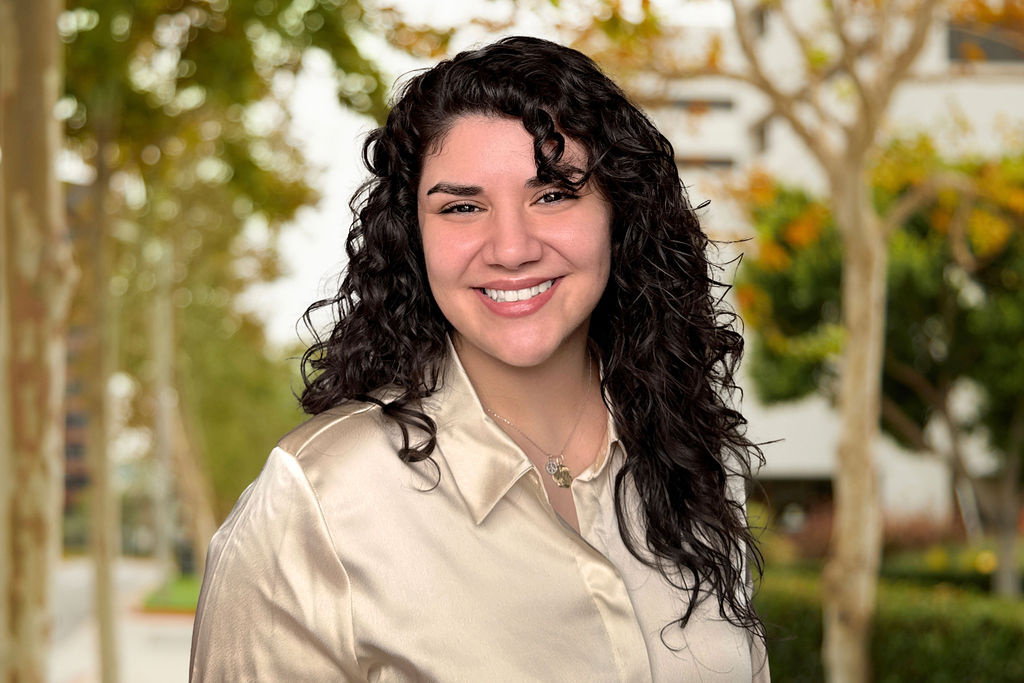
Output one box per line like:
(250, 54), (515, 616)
(49, 557), (194, 683)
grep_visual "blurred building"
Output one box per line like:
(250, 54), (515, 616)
(64, 326), (90, 509)
(645, 4), (1024, 527)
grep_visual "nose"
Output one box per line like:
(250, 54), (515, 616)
(482, 202), (543, 269)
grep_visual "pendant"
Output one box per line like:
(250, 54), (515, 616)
(551, 465), (573, 488)
(545, 460), (560, 475)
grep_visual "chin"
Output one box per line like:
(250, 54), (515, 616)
(494, 348), (558, 368)
(458, 330), (565, 369)
(496, 323), (592, 368)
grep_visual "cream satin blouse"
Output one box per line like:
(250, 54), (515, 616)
(190, 347), (769, 682)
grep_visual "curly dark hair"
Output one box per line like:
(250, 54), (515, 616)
(301, 36), (765, 642)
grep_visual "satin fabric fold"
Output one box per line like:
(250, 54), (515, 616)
(191, 345), (768, 681)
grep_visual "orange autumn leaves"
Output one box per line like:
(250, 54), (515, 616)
(732, 142), (1024, 337)
(732, 168), (830, 274)
(738, 140), (1024, 278)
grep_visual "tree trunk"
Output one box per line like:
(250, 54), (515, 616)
(151, 235), (216, 578)
(947, 421), (984, 543)
(151, 239), (178, 583)
(822, 162), (887, 683)
(993, 406), (1022, 598)
(172, 401), (218, 579)
(85, 146), (120, 683)
(0, 0), (76, 679)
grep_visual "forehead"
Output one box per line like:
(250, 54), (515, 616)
(420, 115), (587, 183)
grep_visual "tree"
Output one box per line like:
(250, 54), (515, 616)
(542, 2), (997, 680)
(60, 1), (418, 679)
(734, 139), (1024, 597)
(1, 0), (77, 680)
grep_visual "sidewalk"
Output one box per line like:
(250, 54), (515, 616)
(49, 557), (195, 683)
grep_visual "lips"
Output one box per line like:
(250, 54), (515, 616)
(481, 279), (555, 303)
(474, 277), (562, 318)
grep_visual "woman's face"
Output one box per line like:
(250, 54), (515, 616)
(417, 115), (612, 369)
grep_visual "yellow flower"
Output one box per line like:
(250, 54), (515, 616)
(974, 550), (998, 575)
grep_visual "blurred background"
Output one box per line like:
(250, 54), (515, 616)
(2, 0), (1022, 681)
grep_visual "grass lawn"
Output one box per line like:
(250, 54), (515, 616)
(143, 573), (201, 613)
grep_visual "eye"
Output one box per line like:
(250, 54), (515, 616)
(439, 202), (482, 214)
(537, 189), (579, 204)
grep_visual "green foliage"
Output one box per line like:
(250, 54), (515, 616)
(881, 542), (1024, 592)
(742, 187), (842, 335)
(748, 339), (822, 402)
(179, 312), (304, 519)
(61, 1), (395, 520)
(736, 144), (1024, 462)
(756, 569), (1024, 681)
(735, 186), (842, 401)
(62, 1), (388, 139)
(964, 238), (1024, 453)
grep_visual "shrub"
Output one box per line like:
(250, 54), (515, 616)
(755, 568), (1024, 681)
(882, 515), (963, 553)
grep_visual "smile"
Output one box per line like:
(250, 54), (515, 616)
(481, 279), (555, 303)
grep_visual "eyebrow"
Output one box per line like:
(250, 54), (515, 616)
(425, 172), (586, 197)
(425, 182), (482, 197)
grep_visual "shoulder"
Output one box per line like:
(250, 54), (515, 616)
(203, 399), (418, 572)
(277, 400), (387, 460)
(193, 444), (364, 680)
(272, 397), (438, 504)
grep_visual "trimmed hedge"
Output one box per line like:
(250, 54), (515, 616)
(755, 569), (1024, 682)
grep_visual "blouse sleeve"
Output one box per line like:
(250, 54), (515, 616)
(189, 447), (366, 682)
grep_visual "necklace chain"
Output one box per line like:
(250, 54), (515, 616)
(484, 359), (592, 489)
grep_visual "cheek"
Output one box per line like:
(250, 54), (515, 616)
(586, 216), (613, 284)
(420, 234), (448, 298)
(420, 226), (470, 305)
(597, 245), (612, 293)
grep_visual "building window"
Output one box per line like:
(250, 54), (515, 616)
(675, 156), (735, 170)
(66, 412), (88, 429)
(948, 22), (1024, 63)
(670, 98), (734, 114)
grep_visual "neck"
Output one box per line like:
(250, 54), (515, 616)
(454, 332), (594, 437)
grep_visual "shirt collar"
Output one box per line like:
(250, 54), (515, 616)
(423, 339), (534, 525)
(574, 409), (621, 483)
(422, 338), (623, 524)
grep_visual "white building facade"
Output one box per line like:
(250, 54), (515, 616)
(642, 2), (1024, 523)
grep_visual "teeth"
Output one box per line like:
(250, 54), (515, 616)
(483, 279), (554, 303)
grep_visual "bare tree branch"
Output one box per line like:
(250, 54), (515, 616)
(830, 0), (875, 143)
(878, 170), (1002, 274)
(728, 0), (838, 168)
(879, 172), (976, 236)
(643, 64), (763, 91)
(777, 1), (815, 57)
(878, 0), (901, 59)
(873, 0), (943, 118)
(945, 200), (1007, 276)
(881, 396), (932, 452)
(777, 0), (848, 135)
(947, 195), (980, 272)
(884, 351), (948, 409)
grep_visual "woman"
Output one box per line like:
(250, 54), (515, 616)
(191, 36), (768, 681)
